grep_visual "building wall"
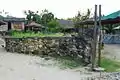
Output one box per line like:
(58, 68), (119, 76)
(0, 23), (8, 31)
(22, 22), (24, 30)
(11, 22), (24, 31)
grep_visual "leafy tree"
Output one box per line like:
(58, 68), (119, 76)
(74, 9), (91, 23)
(24, 9), (54, 25)
(47, 19), (60, 32)
(24, 10), (33, 21)
(41, 11), (54, 26)
(24, 10), (41, 24)
(24, 9), (60, 32)
(32, 13), (41, 24)
(66, 9), (91, 28)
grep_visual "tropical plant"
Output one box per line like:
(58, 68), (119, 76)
(24, 10), (41, 24)
(41, 10), (54, 26)
(103, 24), (115, 34)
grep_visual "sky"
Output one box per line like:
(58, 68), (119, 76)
(0, 0), (120, 19)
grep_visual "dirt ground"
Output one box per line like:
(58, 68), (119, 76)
(0, 38), (102, 80)
(103, 44), (120, 61)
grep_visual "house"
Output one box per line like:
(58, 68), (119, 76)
(25, 21), (45, 32)
(58, 19), (76, 32)
(0, 16), (25, 31)
(77, 10), (120, 44)
(0, 20), (7, 31)
(0, 20), (6, 25)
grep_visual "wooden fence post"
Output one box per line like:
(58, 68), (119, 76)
(92, 5), (98, 70)
(98, 5), (102, 67)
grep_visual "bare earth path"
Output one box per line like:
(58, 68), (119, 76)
(0, 47), (85, 80)
(103, 44), (120, 61)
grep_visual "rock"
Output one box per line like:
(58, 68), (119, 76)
(93, 67), (105, 72)
(5, 37), (92, 64)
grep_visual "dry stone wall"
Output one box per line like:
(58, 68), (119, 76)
(5, 36), (92, 64)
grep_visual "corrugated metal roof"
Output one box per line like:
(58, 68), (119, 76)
(102, 10), (120, 20)
(3, 18), (25, 22)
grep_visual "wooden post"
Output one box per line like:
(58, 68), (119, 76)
(98, 5), (102, 67)
(92, 5), (97, 70)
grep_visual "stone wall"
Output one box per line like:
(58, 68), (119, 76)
(5, 36), (92, 63)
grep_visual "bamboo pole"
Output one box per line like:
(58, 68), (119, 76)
(98, 5), (102, 67)
(92, 5), (97, 70)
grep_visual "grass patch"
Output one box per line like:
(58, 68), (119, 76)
(101, 58), (120, 72)
(53, 56), (83, 69)
(10, 31), (64, 38)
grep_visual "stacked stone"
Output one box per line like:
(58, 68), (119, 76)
(5, 37), (91, 64)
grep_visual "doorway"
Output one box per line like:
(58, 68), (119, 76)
(8, 22), (11, 31)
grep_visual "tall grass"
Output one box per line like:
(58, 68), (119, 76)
(11, 31), (64, 38)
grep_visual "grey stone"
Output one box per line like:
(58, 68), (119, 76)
(5, 36), (92, 64)
(93, 67), (105, 72)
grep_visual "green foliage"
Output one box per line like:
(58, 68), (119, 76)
(10, 30), (64, 38)
(54, 56), (83, 69)
(24, 9), (54, 25)
(24, 9), (91, 33)
(47, 19), (59, 28)
(73, 9), (91, 28)
(103, 24), (115, 34)
(41, 12), (54, 26)
(103, 23), (120, 34)
(24, 10), (41, 24)
(33, 14), (41, 24)
(73, 9), (91, 22)
(47, 19), (60, 32)
(24, 9), (60, 32)
(101, 58), (120, 72)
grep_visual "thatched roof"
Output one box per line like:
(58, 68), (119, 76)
(26, 22), (44, 28)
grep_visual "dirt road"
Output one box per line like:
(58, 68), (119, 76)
(0, 47), (87, 80)
(103, 44), (120, 61)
